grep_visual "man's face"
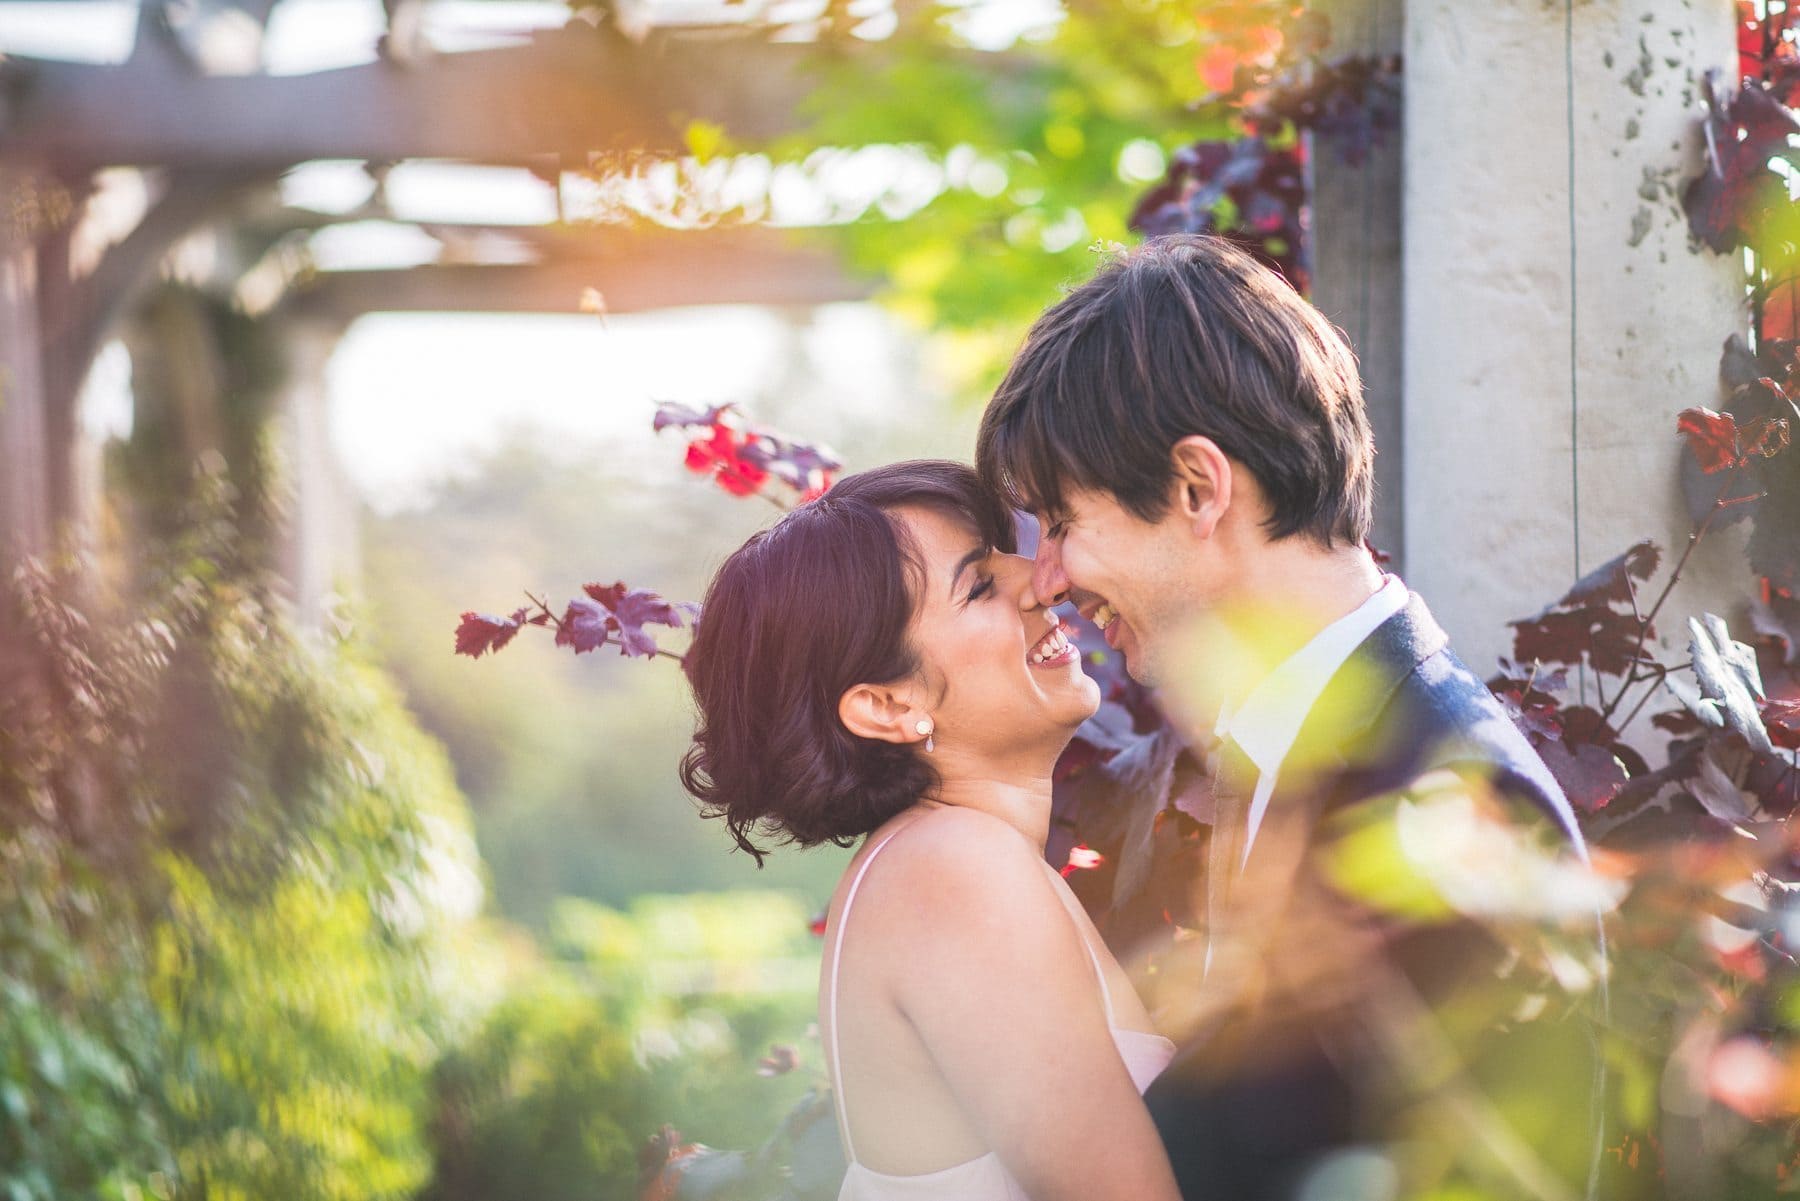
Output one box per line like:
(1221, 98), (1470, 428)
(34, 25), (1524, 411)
(1031, 484), (1202, 688)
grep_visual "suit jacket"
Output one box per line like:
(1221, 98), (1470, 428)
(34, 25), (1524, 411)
(1142, 592), (1601, 1201)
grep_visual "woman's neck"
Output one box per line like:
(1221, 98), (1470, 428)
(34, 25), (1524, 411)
(921, 756), (1057, 852)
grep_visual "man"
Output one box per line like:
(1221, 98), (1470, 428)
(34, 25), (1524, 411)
(976, 234), (1603, 1200)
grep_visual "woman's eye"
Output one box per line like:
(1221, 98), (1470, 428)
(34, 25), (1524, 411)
(967, 575), (995, 602)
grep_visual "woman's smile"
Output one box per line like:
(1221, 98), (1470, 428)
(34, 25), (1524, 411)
(1027, 619), (1079, 668)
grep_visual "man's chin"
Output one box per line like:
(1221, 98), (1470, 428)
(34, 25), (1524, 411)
(1110, 623), (1159, 688)
(1118, 645), (1159, 689)
(1116, 651), (1159, 691)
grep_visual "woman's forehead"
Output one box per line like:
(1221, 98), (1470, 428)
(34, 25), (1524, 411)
(887, 504), (986, 596)
(890, 503), (982, 557)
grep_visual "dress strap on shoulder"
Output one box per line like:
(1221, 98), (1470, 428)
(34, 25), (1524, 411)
(1039, 860), (1117, 1027)
(826, 825), (910, 1166)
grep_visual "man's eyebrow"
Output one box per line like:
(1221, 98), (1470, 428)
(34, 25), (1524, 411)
(949, 545), (988, 598)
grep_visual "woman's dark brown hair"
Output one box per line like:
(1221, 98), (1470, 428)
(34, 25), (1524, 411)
(977, 233), (1374, 547)
(678, 460), (1016, 864)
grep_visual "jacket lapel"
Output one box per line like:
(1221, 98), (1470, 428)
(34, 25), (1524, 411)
(1235, 593), (1447, 878)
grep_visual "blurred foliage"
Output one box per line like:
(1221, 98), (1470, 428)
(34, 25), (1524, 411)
(421, 893), (824, 1201)
(779, 1), (1225, 381)
(0, 527), (479, 1201)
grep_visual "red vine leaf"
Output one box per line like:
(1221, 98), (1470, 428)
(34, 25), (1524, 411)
(555, 597), (616, 655)
(1763, 698), (1800, 749)
(657, 401), (840, 502)
(756, 1045), (800, 1077)
(684, 423), (769, 497)
(1559, 541), (1662, 611)
(1536, 736), (1628, 813)
(1748, 589), (1800, 666)
(1509, 589), (1650, 678)
(1740, 414), (1791, 460)
(1060, 843), (1106, 878)
(1651, 707), (1707, 737)
(1488, 664), (1567, 741)
(737, 431), (841, 502)
(652, 401), (732, 433)
(1683, 70), (1800, 254)
(454, 607), (532, 659)
(1505, 544), (1661, 675)
(1053, 736), (1119, 784)
(1678, 407), (1741, 474)
(562, 582), (687, 659)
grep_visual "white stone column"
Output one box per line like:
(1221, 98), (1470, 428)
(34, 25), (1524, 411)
(1403, 0), (1748, 678)
(274, 315), (360, 631)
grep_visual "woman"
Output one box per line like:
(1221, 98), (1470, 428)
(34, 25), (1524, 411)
(680, 461), (1180, 1201)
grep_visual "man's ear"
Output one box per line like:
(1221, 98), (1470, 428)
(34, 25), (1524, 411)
(1168, 435), (1232, 539)
(838, 681), (928, 746)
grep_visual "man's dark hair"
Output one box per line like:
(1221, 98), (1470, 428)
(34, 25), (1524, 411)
(679, 460), (1016, 865)
(976, 234), (1374, 546)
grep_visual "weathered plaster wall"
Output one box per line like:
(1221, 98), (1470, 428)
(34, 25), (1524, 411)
(1404, 0), (1750, 680)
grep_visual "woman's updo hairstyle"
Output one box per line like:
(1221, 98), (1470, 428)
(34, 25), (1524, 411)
(679, 460), (1016, 864)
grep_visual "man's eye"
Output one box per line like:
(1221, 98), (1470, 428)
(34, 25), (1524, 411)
(968, 575), (995, 602)
(1044, 520), (1067, 539)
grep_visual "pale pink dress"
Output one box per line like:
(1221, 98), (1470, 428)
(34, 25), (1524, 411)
(823, 827), (1176, 1201)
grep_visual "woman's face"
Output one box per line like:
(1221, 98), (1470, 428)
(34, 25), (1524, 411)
(892, 504), (1101, 757)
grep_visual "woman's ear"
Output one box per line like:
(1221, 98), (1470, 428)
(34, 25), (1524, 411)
(838, 682), (928, 746)
(1168, 435), (1232, 539)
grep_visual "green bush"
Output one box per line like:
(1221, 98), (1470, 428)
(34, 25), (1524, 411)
(0, 549), (482, 1201)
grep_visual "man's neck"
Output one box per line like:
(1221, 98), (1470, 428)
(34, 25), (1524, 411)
(1227, 541), (1385, 670)
(1160, 541), (1386, 739)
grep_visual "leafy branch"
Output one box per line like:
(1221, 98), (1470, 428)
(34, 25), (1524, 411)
(454, 402), (841, 666)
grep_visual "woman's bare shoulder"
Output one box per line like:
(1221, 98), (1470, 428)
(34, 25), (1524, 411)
(859, 807), (1062, 925)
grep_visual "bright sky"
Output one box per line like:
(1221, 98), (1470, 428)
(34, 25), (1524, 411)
(325, 302), (943, 511)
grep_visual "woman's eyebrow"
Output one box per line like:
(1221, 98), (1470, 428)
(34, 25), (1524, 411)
(948, 545), (988, 597)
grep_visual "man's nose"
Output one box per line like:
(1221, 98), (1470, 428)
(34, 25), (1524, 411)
(1032, 541), (1070, 608)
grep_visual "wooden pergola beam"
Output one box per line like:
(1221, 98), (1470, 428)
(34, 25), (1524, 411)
(0, 26), (819, 171)
(284, 228), (871, 318)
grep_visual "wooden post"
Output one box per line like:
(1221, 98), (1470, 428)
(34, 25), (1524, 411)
(1310, 0), (1406, 569)
(0, 167), (58, 563)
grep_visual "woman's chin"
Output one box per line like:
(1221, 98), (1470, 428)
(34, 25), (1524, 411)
(1060, 675), (1104, 726)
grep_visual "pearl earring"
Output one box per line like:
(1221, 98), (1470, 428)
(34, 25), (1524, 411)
(915, 718), (934, 753)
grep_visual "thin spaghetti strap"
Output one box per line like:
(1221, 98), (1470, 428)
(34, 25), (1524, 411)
(1080, 938), (1117, 1027)
(826, 827), (909, 1166)
(1040, 861), (1117, 1027)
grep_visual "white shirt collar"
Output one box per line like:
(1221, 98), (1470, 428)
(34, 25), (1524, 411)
(1213, 574), (1410, 780)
